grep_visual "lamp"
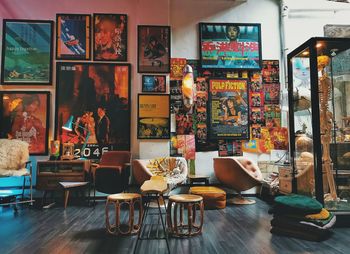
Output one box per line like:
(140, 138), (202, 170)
(182, 64), (195, 110)
(62, 115), (91, 159)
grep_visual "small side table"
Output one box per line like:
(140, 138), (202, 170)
(59, 181), (89, 209)
(188, 174), (210, 186)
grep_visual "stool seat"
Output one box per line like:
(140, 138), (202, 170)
(107, 193), (141, 201)
(141, 179), (168, 194)
(189, 186), (226, 209)
(169, 194), (203, 203)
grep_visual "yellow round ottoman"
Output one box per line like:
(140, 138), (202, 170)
(189, 186), (226, 209)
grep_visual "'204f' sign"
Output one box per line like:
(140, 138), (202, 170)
(73, 144), (113, 161)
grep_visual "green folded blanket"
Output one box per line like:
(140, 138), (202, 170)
(273, 194), (323, 214)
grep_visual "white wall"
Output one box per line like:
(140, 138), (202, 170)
(170, 0), (281, 182)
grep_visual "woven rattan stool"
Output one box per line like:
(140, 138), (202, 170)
(167, 194), (204, 237)
(105, 193), (142, 235)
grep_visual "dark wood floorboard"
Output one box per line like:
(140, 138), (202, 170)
(0, 198), (349, 254)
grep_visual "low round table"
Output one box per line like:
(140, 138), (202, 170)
(167, 194), (204, 237)
(105, 193), (142, 235)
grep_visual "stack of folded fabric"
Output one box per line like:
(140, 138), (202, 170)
(269, 194), (336, 241)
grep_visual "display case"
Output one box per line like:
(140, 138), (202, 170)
(288, 37), (350, 213)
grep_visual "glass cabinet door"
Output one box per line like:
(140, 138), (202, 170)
(291, 48), (316, 197)
(318, 40), (350, 211)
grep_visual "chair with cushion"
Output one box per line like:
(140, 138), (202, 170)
(132, 157), (188, 190)
(213, 157), (263, 205)
(0, 139), (34, 210)
(93, 151), (131, 204)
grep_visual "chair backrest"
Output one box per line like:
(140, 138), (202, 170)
(100, 151), (131, 166)
(95, 151), (131, 194)
(213, 157), (262, 192)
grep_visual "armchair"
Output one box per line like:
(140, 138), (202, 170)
(213, 157), (263, 205)
(93, 151), (131, 204)
(132, 157), (188, 190)
(0, 139), (34, 210)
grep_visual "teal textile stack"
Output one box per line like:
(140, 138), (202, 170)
(269, 194), (336, 241)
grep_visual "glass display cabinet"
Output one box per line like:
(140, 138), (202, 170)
(287, 37), (350, 213)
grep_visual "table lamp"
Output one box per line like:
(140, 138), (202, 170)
(62, 115), (90, 159)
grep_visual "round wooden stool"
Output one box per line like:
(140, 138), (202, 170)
(105, 193), (142, 235)
(167, 194), (204, 237)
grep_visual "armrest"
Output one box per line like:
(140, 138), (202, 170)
(25, 161), (32, 175)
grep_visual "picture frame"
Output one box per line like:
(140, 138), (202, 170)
(142, 75), (166, 93)
(55, 62), (131, 153)
(1, 19), (53, 85)
(208, 79), (249, 140)
(138, 25), (171, 73)
(56, 14), (91, 60)
(0, 91), (50, 155)
(199, 23), (262, 70)
(93, 13), (127, 61)
(138, 94), (170, 139)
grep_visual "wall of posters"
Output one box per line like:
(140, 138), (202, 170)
(56, 14), (91, 60)
(138, 25), (171, 73)
(138, 94), (170, 139)
(55, 62), (131, 151)
(0, 91), (50, 155)
(209, 79), (249, 139)
(199, 23), (262, 70)
(93, 13), (127, 61)
(1, 19), (53, 85)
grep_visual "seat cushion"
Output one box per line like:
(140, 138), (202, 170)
(189, 186), (226, 209)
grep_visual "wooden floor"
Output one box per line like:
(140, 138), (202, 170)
(1, 198), (349, 254)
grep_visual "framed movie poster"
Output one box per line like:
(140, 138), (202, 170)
(208, 79), (249, 140)
(142, 75), (166, 93)
(199, 23), (262, 70)
(55, 62), (131, 152)
(138, 94), (170, 139)
(138, 25), (171, 73)
(0, 91), (50, 155)
(1, 19), (53, 85)
(56, 14), (91, 60)
(93, 13), (127, 61)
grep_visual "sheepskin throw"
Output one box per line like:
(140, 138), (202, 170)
(0, 139), (29, 176)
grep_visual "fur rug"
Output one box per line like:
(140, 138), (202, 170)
(0, 139), (30, 176)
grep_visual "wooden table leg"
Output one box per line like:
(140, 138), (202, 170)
(64, 189), (70, 209)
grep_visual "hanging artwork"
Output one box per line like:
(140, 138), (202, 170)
(93, 13), (127, 61)
(199, 23), (262, 70)
(142, 75), (166, 93)
(208, 79), (249, 139)
(138, 94), (170, 139)
(1, 19), (53, 85)
(170, 58), (186, 80)
(218, 140), (242, 157)
(55, 62), (131, 155)
(138, 25), (171, 73)
(56, 14), (91, 60)
(0, 91), (50, 155)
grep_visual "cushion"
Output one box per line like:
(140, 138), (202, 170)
(189, 186), (226, 209)
(274, 194), (323, 214)
(0, 139), (29, 176)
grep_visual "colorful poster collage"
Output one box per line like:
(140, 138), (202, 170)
(169, 57), (286, 157)
(244, 60), (284, 154)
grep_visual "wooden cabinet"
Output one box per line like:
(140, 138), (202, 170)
(36, 160), (90, 191)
